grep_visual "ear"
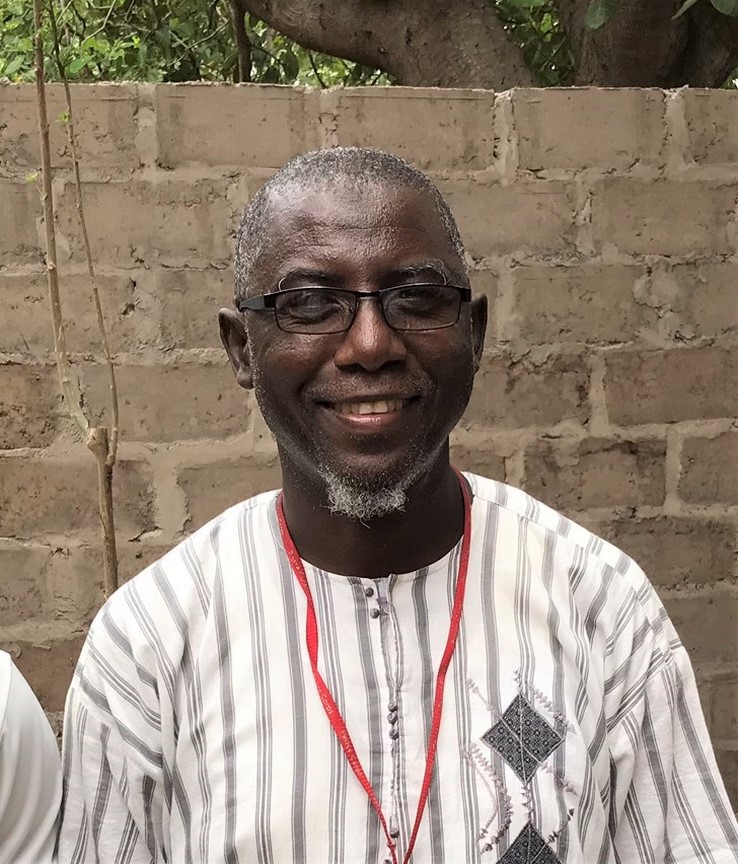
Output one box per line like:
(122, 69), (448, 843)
(218, 307), (253, 390)
(470, 294), (488, 373)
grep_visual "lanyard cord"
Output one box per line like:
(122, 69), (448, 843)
(276, 469), (472, 864)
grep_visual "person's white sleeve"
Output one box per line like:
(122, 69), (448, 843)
(609, 616), (738, 861)
(0, 654), (62, 864)
(57, 641), (165, 864)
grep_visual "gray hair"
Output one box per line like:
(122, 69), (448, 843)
(233, 147), (466, 302)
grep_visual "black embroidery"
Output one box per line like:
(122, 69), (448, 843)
(497, 823), (563, 864)
(481, 694), (564, 783)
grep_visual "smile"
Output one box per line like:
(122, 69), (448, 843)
(334, 399), (406, 416)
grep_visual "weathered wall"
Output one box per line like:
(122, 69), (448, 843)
(1, 83), (737, 800)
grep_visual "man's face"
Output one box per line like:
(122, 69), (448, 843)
(222, 181), (487, 500)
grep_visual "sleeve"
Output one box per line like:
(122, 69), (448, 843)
(57, 619), (167, 864)
(608, 602), (738, 862)
(0, 658), (62, 864)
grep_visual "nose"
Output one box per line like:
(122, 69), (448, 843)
(333, 295), (407, 372)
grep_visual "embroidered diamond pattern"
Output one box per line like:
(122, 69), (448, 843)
(497, 823), (562, 864)
(482, 694), (563, 783)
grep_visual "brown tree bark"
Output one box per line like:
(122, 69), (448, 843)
(235, 0), (534, 89)
(236, 0), (738, 89)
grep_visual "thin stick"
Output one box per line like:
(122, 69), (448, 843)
(34, 0), (120, 596)
(33, 0), (89, 438)
(48, 0), (120, 466)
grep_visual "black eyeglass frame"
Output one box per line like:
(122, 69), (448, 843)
(237, 283), (472, 334)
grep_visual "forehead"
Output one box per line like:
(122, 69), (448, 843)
(255, 181), (461, 287)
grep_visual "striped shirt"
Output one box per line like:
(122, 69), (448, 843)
(58, 474), (738, 863)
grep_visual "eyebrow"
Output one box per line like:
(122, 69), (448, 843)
(278, 260), (457, 290)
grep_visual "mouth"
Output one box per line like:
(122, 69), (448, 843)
(333, 398), (406, 416)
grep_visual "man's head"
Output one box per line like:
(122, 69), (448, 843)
(220, 147), (487, 521)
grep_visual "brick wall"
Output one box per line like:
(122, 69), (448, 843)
(1, 83), (737, 801)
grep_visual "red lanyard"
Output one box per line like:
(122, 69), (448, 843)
(276, 469), (472, 864)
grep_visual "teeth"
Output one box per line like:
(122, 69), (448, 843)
(336, 399), (404, 415)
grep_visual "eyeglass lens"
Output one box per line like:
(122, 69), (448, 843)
(275, 285), (462, 334)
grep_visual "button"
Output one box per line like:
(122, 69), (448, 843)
(389, 727), (399, 740)
(388, 712), (398, 724)
(390, 828), (400, 839)
(370, 608), (381, 619)
(364, 586), (375, 597)
(388, 702), (397, 712)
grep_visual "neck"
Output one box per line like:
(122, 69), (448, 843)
(279, 459), (465, 579)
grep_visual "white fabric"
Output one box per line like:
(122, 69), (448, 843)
(0, 650), (61, 864)
(58, 475), (738, 863)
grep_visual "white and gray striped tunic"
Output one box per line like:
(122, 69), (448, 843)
(58, 474), (738, 863)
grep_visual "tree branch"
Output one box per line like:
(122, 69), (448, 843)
(228, 0), (252, 81)
(36, 0), (120, 597)
(236, 0), (533, 88)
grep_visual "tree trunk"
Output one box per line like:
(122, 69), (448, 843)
(236, 0), (534, 89)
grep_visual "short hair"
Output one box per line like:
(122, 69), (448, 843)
(233, 147), (466, 302)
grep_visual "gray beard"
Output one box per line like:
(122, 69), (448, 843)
(321, 465), (423, 522)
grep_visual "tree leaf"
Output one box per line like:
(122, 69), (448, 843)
(68, 55), (91, 74)
(710, 0), (738, 15)
(505, 0), (548, 7)
(673, 0), (702, 18)
(4, 56), (24, 75)
(585, 0), (618, 29)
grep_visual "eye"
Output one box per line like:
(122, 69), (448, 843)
(276, 288), (352, 326)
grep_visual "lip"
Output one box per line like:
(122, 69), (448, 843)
(316, 395), (418, 433)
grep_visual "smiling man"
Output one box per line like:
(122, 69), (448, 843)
(58, 148), (738, 864)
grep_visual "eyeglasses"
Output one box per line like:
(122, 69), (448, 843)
(238, 283), (471, 335)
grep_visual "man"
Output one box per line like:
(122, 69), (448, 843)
(0, 650), (61, 864)
(58, 147), (738, 863)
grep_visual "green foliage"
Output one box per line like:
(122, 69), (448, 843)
(496, 0), (574, 84)
(0, 0), (392, 84)
(2, 0), (737, 88)
(584, 0), (618, 29)
(710, 0), (738, 15)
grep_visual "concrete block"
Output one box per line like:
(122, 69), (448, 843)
(0, 637), (85, 712)
(591, 179), (738, 256)
(81, 363), (251, 442)
(54, 179), (232, 268)
(155, 84), (317, 168)
(604, 348), (738, 425)
(450, 444), (505, 483)
(178, 457), (282, 529)
(523, 438), (666, 511)
(0, 546), (50, 625)
(667, 262), (738, 340)
(0, 457), (155, 539)
(513, 88), (666, 171)
(439, 178), (577, 258)
(680, 433), (738, 505)
(683, 89), (738, 165)
(0, 273), (147, 355)
(664, 589), (738, 665)
(511, 263), (647, 345)
(0, 83), (140, 174)
(333, 88), (496, 170)
(463, 352), (589, 429)
(0, 365), (60, 448)
(0, 181), (42, 262)
(158, 268), (234, 349)
(601, 516), (735, 589)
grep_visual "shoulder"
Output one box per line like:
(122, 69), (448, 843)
(0, 651), (61, 861)
(465, 472), (671, 636)
(75, 490), (281, 693)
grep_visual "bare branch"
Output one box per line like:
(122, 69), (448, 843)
(236, 0), (534, 88)
(33, 0), (90, 438)
(37, 0), (120, 597)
